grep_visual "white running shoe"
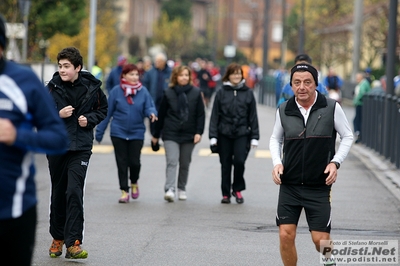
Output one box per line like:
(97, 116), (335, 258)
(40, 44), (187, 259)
(178, 190), (187, 201)
(164, 188), (175, 202)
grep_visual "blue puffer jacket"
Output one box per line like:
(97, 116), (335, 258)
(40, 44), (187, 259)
(95, 85), (157, 141)
(106, 65), (123, 94)
(142, 65), (172, 109)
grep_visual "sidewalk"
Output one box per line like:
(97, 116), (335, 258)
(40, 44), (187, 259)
(350, 140), (400, 202)
(340, 100), (400, 202)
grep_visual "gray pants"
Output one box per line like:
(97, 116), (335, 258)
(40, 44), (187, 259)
(164, 140), (195, 192)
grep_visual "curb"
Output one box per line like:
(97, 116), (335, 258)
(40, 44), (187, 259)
(350, 143), (400, 202)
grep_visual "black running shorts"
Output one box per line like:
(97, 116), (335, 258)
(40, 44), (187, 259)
(276, 184), (332, 233)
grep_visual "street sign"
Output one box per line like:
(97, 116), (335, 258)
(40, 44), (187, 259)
(224, 45), (236, 58)
(5, 23), (26, 39)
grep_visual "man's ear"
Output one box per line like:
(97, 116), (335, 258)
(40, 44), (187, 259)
(76, 65), (82, 72)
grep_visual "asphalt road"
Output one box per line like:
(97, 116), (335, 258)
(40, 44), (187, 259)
(30, 100), (400, 266)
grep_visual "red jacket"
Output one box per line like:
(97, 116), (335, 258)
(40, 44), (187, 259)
(207, 67), (220, 89)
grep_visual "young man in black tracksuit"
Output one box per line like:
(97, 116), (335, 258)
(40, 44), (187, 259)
(46, 47), (108, 259)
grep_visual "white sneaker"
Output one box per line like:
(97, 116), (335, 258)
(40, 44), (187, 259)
(164, 189), (175, 202)
(324, 255), (336, 266)
(178, 190), (187, 201)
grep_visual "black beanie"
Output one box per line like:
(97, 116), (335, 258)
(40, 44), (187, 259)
(290, 63), (318, 86)
(0, 15), (6, 49)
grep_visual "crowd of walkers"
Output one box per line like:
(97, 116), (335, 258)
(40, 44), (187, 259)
(1, 11), (356, 265)
(87, 54), (259, 261)
(98, 53), (260, 205)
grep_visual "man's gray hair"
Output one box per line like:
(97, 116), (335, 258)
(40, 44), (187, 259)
(154, 53), (167, 62)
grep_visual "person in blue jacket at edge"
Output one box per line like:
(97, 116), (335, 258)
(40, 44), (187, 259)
(0, 14), (68, 266)
(106, 55), (127, 95)
(142, 53), (172, 136)
(277, 54), (328, 107)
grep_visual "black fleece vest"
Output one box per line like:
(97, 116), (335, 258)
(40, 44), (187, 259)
(278, 97), (337, 185)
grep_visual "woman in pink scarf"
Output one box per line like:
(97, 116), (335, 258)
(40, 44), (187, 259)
(96, 64), (157, 203)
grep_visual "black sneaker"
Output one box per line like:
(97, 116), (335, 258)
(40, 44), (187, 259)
(221, 196), (231, 204)
(232, 191), (244, 204)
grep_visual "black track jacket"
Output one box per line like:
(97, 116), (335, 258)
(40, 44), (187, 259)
(209, 83), (259, 140)
(47, 71), (108, 151)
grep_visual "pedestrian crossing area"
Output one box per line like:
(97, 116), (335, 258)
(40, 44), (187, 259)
(92, 145), (271, 158)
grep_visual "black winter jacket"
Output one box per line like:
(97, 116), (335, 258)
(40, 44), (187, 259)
(154, 85), (205, 143)
(47, 71), (108, 151)
(279, 92), (336, 185)
(209, 83), (259, 140)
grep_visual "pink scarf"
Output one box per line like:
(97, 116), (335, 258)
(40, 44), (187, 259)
(120, 78), (142, 104)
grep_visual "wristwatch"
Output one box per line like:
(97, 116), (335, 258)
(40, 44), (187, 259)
(331, 161), (340, 169)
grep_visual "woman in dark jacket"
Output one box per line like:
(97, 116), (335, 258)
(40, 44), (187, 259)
(151, 65), (205, 202)
(209, 63), (259, 204)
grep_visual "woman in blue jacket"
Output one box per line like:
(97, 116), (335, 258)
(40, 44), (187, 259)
(96, 64), (157, 203)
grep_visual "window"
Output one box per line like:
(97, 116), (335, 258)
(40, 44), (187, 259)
(237, 20), (252, 41)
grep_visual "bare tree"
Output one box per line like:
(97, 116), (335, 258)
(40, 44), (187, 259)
(248, 3), (261, 63)
(360, 4), (389, 67)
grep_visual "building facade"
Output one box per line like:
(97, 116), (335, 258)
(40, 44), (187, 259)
(316, 2), (396, 79)
(114, 0), (296, 68)
(117, 0), (209, 58)
(208, 0), (297, 67)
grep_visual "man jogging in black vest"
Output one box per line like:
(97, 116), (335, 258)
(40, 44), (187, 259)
(269, 63), (353, 266)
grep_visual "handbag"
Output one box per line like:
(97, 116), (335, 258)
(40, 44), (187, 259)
(210, 145), (219, 154)
(151, 140), (160, 152)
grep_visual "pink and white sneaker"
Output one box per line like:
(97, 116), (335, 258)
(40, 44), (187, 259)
(131, 183), (139, 199)
(118, 190), (129, 203)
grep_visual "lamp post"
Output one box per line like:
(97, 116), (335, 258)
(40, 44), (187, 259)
(262, 0), (270, 77)
(280, 0), (286, 66)
(298, 0), (305, 54)
(224, 0), (235, 66)
(19, 0), (31, 63)
(385, 0), (397, 95)
(88, 0), (97, 72)
(351, 0), (363, 82)
(383, 0), (398, 159)
(39, 38), (49, 84)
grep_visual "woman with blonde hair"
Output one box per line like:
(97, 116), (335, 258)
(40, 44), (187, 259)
(152, 65), (205, 202)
